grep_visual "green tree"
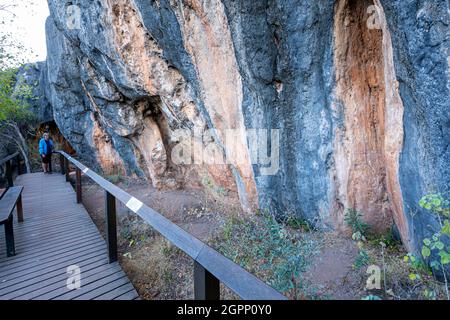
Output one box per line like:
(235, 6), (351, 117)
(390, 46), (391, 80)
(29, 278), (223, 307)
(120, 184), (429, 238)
(0, 68), (34, 172)
(0, 1), (38, 172)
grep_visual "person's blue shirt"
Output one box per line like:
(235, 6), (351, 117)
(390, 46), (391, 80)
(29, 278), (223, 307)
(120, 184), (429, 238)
(39, 138), (54, 156)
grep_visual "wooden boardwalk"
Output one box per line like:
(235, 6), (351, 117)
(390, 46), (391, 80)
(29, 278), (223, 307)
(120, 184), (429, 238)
(0, 173), (139, 300)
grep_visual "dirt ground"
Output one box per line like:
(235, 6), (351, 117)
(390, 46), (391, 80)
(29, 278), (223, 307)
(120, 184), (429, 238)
(79, 176), (447, 300)
(79, 176), (375, 300)
(81, 177), (242, 299)
(302, 233), (362, 299)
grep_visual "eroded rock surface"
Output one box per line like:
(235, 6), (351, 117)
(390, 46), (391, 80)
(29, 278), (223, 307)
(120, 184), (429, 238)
(35, 0), (449, 258)
(332, 0), (405, 237)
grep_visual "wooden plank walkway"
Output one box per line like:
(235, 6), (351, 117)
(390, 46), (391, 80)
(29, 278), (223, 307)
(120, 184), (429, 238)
(0, 173), (139, 300)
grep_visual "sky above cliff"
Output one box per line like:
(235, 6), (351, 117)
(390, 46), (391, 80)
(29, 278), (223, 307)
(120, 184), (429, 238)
(0, 0), (49, 64)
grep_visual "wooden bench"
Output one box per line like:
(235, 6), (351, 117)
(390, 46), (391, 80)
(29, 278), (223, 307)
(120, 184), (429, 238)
(0, 186), (24, 257)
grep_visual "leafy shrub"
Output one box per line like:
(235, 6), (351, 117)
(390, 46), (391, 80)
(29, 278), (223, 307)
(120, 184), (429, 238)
(213, 211), (321, 299)
(353, 248), (372, 270)
(418, 194), (449, 270)
(404, 193), (449, 300)
(344, 209), (370, 236)
(106, 174), (123, 184)
(283, 214), (313, 232)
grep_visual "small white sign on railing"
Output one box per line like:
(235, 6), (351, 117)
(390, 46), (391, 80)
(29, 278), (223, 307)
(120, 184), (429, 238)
(126, 197), (144, 213)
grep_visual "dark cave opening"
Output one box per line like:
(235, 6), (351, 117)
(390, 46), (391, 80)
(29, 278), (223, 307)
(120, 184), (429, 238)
(32, 121), (76, 171)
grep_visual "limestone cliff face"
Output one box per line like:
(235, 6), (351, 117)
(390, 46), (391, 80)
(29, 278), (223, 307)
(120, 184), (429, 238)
(15, 62), (53, 124)
(39, 0), (449, 256)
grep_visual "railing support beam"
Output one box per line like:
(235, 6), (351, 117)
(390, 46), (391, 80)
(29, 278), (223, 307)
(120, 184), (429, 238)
(5, 160), (13, 187)
(65, 158), (70, 182)
(76, 168), (82, 204)
(16, 154), (21, 176)
(16, 194), (24, 223)
(105, 191), (118, 263)
(5, 216), (15, 257)
(60, 153), (65, 175)
(194, 261), (220, 300)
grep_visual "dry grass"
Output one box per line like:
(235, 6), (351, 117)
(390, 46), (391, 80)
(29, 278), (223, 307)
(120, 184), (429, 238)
(210, 211), (323, 300)
(361, 239), (449, 300)
(81, 178), (449, 300)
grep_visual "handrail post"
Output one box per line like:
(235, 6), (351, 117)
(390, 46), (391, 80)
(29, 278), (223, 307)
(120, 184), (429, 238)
(60, 153), (65, 175)
(5, 216), (15, 257)
(76, 168), (82, 203)
(5, 160), (13, 187)
(65, 158), (70, 182)
(16, 154), (21, 176)
(194, 261), (220, 300)
(105, 191), (118, 263)
(17, 194), (24, 223)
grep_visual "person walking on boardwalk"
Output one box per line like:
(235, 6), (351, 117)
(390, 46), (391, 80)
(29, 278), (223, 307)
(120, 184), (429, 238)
(39, 132), (54, 174)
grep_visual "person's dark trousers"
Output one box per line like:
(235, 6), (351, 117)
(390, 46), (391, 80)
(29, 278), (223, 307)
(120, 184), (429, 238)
(49, 154), (52, 173)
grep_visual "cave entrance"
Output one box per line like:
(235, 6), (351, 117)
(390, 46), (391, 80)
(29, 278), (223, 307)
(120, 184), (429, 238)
(333, 0), (404, 234)
(32, 121), (75, 172)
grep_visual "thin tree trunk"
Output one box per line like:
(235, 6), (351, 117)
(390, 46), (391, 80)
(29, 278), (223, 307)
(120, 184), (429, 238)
(14, 139), (30, 173)
(9, 122), (31, 173)
(0, 122), (31, 173)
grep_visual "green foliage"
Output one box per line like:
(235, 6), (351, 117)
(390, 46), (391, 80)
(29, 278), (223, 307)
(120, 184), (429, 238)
(403, 253), (430, 282)
(215, 186), (229, 197)
(0, 68), (35, 170)
(284, 214), (313, 232)
(361, 295), (382, 300)
(353, 248), (372, 270)
(402, 193), (450, 300)
(368, 231), (400, 249)
(201, 176), (214, 189)
(442, 220), (450, 236)
(419, 194), (450, 217)
(106, 174), (123, 184)
(214, 212), (321, 299)
(201, 175), (230, 198)
(345, 209), (375, 270)
(418, 193), (449, 269)
(0, 68), (33, 122)
(344, 209), (370, 236)
(0, 3), (37, 139)
(403, 253), (429, 272)
(423, 288), (437, 300)
(160, 240), (177, 257)
(352, 231), (366, 242)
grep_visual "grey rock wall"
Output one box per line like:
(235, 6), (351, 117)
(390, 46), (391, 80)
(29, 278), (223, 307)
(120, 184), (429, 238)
(27, 0), (449, 263)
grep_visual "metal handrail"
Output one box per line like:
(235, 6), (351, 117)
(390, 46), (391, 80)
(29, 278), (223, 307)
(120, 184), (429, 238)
(0, 152), (19, 166)
(55, 150), (287, 300)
